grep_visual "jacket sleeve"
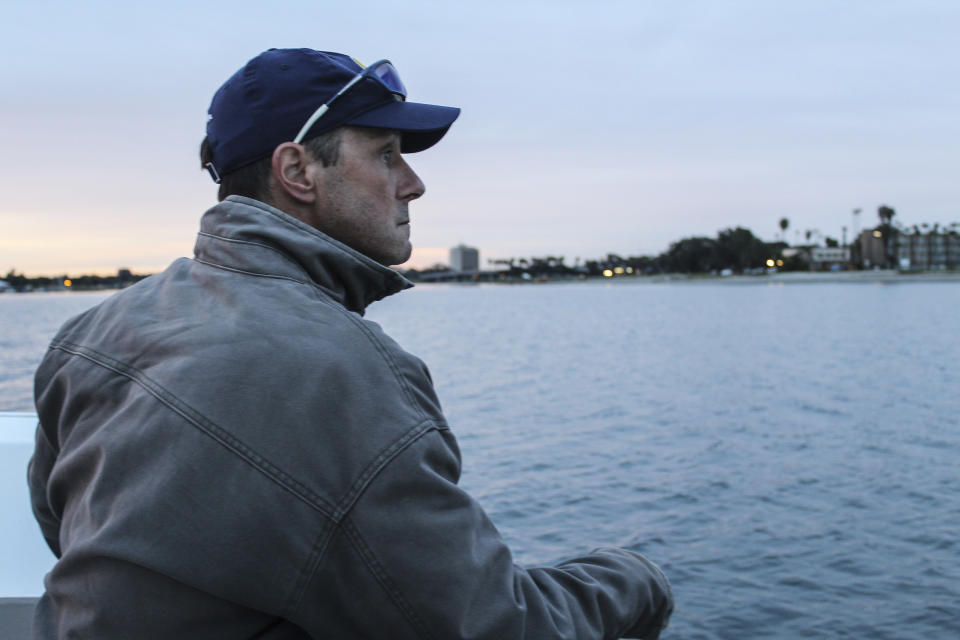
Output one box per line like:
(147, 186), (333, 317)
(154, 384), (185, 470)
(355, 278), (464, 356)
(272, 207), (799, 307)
(27, 420), (62, 558)
(291, 426), (673, 640)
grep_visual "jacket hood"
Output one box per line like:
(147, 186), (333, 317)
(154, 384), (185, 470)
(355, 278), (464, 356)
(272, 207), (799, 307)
(193, 196), (412, 314)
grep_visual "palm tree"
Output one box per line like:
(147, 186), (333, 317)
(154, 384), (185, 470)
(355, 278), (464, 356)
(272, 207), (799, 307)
(878, 205), (895, 225)
(877, 205), (897, 267)
(779, 217), (790, 242)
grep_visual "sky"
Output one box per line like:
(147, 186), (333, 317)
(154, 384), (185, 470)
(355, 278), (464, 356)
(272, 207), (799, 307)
(2, 0), (959, 275)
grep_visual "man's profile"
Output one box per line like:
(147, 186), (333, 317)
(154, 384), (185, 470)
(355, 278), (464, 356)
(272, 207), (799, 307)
(28, 48), (673, 639)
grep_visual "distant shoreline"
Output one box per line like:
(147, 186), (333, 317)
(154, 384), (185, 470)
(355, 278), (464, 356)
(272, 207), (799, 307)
(670, 269), (960, 285)
(415, 269), (960, 286)
(3, 269), (959, 295)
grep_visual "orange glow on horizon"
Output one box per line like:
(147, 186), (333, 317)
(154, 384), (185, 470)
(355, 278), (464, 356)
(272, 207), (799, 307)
(399, 247), (453, 271)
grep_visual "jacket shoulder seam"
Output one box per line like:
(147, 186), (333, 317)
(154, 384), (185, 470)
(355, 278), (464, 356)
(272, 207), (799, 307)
(305, 300), (451, 519)
(49, 339), (338, 518)
(332, 417), (442, 520)
(341, 516), (438, 640)
(319, 294), (434, 428)
(288, 425), (448, 614)
(283, 515), (341, 618)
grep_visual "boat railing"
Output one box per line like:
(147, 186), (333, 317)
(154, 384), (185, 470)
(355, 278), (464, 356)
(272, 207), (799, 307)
(1, 412), (46, 638)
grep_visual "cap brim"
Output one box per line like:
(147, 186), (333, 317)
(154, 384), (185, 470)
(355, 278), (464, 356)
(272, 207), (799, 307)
(345, 101), (461, 153)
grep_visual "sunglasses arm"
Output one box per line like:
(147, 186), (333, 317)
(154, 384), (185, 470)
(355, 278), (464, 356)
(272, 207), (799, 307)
(293, 105), (329, 144)
(292, 73), (366, 144)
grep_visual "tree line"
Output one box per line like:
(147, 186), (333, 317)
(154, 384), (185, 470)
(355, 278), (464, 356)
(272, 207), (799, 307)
(2, 269), (148, 292)
(486, 226), (793, 278)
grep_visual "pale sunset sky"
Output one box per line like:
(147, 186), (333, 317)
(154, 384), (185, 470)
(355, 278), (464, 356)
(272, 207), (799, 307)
(2, 0), (958, 275)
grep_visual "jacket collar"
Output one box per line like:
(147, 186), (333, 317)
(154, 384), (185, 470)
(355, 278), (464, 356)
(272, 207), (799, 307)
(193, 196), (413, 314)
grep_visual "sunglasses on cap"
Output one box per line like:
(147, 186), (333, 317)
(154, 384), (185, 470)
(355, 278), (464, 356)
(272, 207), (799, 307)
(292, 59), (406, 144)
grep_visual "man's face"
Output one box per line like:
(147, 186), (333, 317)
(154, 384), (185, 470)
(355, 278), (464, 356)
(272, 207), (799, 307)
(307, 127), (425, 266)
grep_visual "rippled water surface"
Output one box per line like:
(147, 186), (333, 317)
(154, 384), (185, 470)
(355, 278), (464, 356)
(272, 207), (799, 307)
(0, 291), (114, 411)
(3, 282), (959, 638)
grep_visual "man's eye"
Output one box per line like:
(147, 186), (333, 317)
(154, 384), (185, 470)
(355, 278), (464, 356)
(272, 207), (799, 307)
(381, 149), (394, 163)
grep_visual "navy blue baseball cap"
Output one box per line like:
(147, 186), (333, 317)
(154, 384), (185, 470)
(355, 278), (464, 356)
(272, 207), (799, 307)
(205, 48), (460, 177)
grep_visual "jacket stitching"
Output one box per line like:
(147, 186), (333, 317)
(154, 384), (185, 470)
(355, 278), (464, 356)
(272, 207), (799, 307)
(51, 335), (450, 619)
(192, 258), (306, 285)
(354, 321), (426, 421)
(332, 418), (439, 521)
(341, 517), (437, 640)
(289, 426), (446, 616)
(193, 257), (348, 312)
(306, 283), (431, 427)
(295, 285), (448, 518)
(49, 339), (338, 518)
(202, 260), (436, 434)
(196, 231), (309, 278)
(284, 517), (339, 618)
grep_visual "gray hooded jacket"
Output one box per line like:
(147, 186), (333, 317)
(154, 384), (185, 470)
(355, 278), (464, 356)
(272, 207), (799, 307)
(29, 196), (673, 639)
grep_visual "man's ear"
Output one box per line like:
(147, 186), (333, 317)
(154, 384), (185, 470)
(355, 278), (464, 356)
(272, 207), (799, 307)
(271, 142), (317, 204)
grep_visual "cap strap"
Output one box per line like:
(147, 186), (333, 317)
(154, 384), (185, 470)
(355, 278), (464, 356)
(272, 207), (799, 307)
(205, 162), (222, 184)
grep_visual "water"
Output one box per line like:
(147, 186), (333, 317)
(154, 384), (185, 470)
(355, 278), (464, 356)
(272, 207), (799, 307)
(2, 282), (958, 638)
(0, 291), (114, 411)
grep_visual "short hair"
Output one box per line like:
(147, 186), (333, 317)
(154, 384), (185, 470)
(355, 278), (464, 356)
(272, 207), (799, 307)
(199, 129), (344, 203)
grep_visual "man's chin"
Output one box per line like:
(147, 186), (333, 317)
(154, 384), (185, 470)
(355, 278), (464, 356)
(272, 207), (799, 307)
(394, 245), (413, 267)
(381, 243), (413, 267)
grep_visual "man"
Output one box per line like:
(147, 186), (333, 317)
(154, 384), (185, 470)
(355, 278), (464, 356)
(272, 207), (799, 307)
(29, 48), (673, 639)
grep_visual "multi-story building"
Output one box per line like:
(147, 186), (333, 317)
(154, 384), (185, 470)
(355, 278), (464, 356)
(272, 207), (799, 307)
(897, 229), (960, 270)
(450, 244), (480, 272)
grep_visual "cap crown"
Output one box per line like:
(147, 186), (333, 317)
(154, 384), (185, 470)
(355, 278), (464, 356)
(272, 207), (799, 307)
(205, 48), (460, 177)
(207, 49), (389, 174)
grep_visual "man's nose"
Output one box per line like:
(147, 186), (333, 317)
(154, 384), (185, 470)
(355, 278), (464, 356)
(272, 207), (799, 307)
(399, 158), (425, 201)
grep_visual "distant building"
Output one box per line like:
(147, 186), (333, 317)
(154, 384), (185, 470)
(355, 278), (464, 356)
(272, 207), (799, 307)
(858, 229), (889, 268)
(810, 247), (850, 271)
(450, 244), (479, 272)
(897, 228), (960, 270)
(856, 225), (960, 270)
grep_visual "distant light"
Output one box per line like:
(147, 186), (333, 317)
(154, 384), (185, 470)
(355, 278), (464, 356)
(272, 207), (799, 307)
(614, 266), (625, 275)
(63, 279), (72, 287)
(776, 259), (784, 267)
(626, 267), (634, 274)
(873, 230), (882, 238)
(602, 269), (614, 277)
(766, 259), (775, 267)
